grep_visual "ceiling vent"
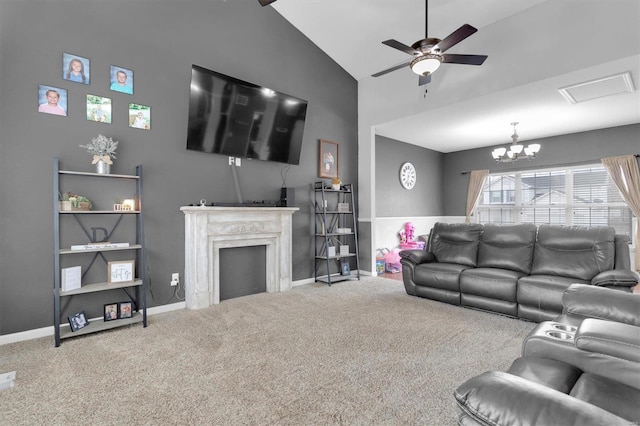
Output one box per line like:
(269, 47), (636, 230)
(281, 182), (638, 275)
(558, 72), (635, 104)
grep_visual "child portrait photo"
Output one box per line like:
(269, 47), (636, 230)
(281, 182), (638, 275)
(38, 85), (67, 116)
(109, 65), (133, 94)
(86, 94), (112, 123)
(129, 103), (150, 130)
(62, 53), (90, 85)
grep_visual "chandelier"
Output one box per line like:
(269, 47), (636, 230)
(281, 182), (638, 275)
(491, 122), (540, 163)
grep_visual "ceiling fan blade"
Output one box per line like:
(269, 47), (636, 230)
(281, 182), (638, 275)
(382, 39), (421, 56)
(258, 0), (277, 6)
(372, 61), (411, 78)
(436, 24), (478, 53)
(418, 74), (432, 86)
(442, 54), (487, 65)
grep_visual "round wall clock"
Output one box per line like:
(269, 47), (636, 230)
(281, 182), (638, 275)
(400, 162), (417, 190)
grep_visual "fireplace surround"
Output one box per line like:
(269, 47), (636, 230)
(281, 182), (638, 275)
(181, 206), (299, 309)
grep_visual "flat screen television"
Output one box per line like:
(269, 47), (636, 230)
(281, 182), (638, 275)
(186, 64), (308, 165)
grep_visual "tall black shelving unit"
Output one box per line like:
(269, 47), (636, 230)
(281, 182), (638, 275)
(314, 182), (360, 285)
(53, 157), (147, 347)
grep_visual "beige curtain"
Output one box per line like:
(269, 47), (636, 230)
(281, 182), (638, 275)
(601, 155), (640, 271)
(465, 169), (490, 224)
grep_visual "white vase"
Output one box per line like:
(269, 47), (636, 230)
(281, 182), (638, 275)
(95, 159), (111, 174)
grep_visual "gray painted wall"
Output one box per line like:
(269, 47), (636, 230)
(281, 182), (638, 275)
(443, 124), (640, 215)
(0, 0), (357, 335)
(375, 135), (444, 217)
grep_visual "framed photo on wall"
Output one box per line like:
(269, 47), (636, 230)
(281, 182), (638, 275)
(86, 94), (112, 123)
(109, 65), (134, 94)
(129, 103), (150, 130)
(62, 52), (90, 85)
(107, 260), (135, 283)
(319, 139), (339, 179)
(38, 85), (67, 117)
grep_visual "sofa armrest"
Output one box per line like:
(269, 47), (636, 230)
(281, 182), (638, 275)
(576, 318), (640, 363)
(454, 371), (628, 426)
(399, 249), (434, 265)
(591, 269), (639, 288)
(562, 284), (640, 326)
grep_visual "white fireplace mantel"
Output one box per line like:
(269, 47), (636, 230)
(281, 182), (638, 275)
(181, 206), (299, 310)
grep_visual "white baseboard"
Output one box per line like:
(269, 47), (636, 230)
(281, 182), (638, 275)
(2, 273), (373, 346)
(0, 302), (186, 346)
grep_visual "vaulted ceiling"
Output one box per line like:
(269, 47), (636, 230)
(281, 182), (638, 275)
(271, 0), (640, 152)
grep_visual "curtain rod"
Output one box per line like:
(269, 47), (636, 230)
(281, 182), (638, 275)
(460, 154), (640, 175)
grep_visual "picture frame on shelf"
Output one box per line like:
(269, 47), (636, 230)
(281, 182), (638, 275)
(68, 311), (88, 332)
(119, 302), (132, 319)
(318, 139), (338, 179)
(340, 261), (351, 276)
(104, 303), (118, 321)
(107, 260), (135, 283)
(337, 202), (349, 212)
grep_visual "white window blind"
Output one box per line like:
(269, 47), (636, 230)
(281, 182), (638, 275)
(475, 164), (633, 239)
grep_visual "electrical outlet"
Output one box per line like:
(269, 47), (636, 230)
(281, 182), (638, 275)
(228, 156), (235, 165)
(235, 157), (241, 167)
(170, 272), (179, 287)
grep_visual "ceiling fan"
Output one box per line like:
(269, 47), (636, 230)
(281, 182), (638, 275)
(372, 0), (487, 86)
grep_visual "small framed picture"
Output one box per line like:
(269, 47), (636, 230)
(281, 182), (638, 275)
(110, 65), (133, 94)
(107, 260), (135, 283)
(68, 311), (88, 332)
(129, 103), (151, 130)
(62, 52), (90, 85)
(319, 139), (339, 179)
(119, 302), (132, 319)
(337, 203), (350, 212)
(341, 261), (351, 276)
(38, 85), (67, 117)
(104, 303), (119, 321)
(86, 94), (112, 123)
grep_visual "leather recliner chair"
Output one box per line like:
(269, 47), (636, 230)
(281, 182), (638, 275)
(454, 284), (640, 425)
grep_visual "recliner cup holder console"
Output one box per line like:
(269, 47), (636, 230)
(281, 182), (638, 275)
(545, 330), (574, 340)
(551, 323), (577, 333)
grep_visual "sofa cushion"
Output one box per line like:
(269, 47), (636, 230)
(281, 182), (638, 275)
(562, 284), (640, 326)
(517, 275), (589, 314)
(477, 223), (537, 274)
(570, 373), (640, 423)
(414, 263), (469, 291)
(430, 222), (482, 267)
(460, 268), (523, 302)
(507, 356), (581, 394)
(531, 225), (615, 281)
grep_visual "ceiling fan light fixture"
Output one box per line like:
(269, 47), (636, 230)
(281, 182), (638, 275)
(410, 54), (441, 76)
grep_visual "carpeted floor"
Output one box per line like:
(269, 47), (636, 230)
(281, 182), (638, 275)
(0, 277), (535, 425)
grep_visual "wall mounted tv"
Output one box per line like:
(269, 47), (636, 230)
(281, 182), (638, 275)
(186, 64), (308, 165)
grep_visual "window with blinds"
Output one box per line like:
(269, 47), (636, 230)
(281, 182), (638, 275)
(475, 164), (633, 239)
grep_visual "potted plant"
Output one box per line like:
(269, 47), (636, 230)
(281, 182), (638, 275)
(59, 192), (92, 211)
(58, 192), (72, 211)
(331, 177), (341, 190)
(79, 134), (118, 174)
